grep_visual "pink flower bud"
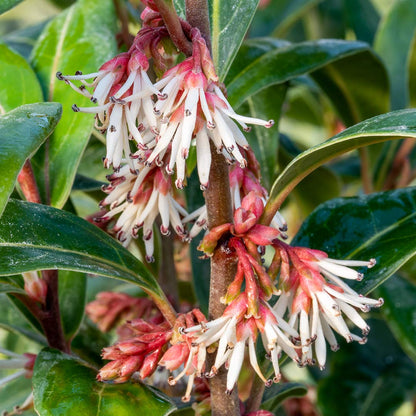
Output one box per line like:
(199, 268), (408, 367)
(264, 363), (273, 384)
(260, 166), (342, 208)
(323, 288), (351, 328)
(22, 272), (47, 304)
(159, 343), (190, 371)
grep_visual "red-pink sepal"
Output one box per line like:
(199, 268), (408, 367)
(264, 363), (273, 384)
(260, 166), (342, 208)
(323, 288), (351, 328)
(159, 342), (190, 371)
(245, 411), (274, 416)
(241, 191), (264, 219)
(140, 347), (163, 379)
(233, 207), (257, 235)
(22, 272), (47, 304)
(245, 224), (280, 246)
(223, 293), (249, 321)
(198, 223), (231, 255)
(222, 261), (245, 304)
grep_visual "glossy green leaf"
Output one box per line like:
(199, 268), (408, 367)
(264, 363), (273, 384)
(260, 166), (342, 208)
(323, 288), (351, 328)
(310, 49), (389, 126)
(0, 43), (43, 114)
(31, 0), (117, 208)
(374, 0), (416, 110)
(33, 348), (175, 416)
(0, 277), (25, 294)
(0, 199), (165, 299)
(0, 102), (62, 217)
(58, 270), (86, 341)
(293, 187), (416, 295)
(242, 85), (287, 189)
(0, 294), (46, 345)
(210, 0), (259, 81)
(227, 40), (370, 109)
(378, 275), (416, 363)
(261, 382), (307, 412)
(250, 0), (321, 38)
(264, 109), (416, 223)
(0, 0), (23, 14)
(343, 0), (379, 44)
(318, 319), (416, 416)
(3, 22), (48, 60)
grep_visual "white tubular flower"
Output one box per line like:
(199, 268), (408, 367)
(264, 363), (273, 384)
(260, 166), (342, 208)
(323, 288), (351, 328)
(98, 160), (188, 262)
(57, 50), (167, 170)
(271, 242), (383, 369)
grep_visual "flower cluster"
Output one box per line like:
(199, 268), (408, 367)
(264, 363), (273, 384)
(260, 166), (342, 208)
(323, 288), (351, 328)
(57, 7), (274, 259)
(189, 191), (383, 393)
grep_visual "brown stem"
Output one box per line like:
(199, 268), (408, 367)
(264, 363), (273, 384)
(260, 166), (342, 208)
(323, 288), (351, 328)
(185, 1), (240, 413)
(185, 0), (211, 50)
(154, 0), (193, 56)
(145, 289), (177, 326)
(40, 270), (70, 352)
(245, 375), (265, 413)
(113, 0), (134, 49)
(205, 149), (240, 416)
(359, 148), (373, 194)
(14, 271), (70, 353)
(158, 228), (179, 309)
(17, 160), (42, 204)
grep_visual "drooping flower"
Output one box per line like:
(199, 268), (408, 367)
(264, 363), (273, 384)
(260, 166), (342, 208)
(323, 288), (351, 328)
(271, 241), (383, 369)
(184, 293), (299, 393)
(96, 158), (188, 261)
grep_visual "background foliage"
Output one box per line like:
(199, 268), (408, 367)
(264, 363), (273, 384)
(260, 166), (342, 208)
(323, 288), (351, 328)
(1, 0), (416, 415)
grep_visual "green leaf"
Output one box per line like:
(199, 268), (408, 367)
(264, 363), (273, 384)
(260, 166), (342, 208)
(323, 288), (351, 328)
(227, 39), (370, 109)
(378, 275), (416, 364)
(0, 199), (165, 299)
(210, 0), (259, 81)
(317, 319), (416, 416)
(33, 348), (175, 416)
(0, 102), (62, 217)
(242, 84), (287, 189)
(250, 0), (322, 38)
(31, 0), (117, 208)
(0, 0), (23, 14)
(261, 382), (307, 412)
(58, 270), (86, 341)
(3, 21), (48, 60)
(374, 0), (416, 110)
(264, 109), (416, 222)
(0, 43), (43, 114)
(343, 0), (380, 44)
(293, 187), (416, 295)
(0, 294), (46, 345)
(310, 49), (389, 126)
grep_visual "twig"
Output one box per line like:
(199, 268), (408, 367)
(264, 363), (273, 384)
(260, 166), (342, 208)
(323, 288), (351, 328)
(154, 0), (193, 56)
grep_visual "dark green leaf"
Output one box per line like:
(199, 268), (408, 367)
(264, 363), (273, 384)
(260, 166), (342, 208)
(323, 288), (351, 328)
(343, 0), (379, 44)
(58, 270), (86, 341)
(2, 21), (47, 59)
(0, 43), (43, 113)
(0, 0), (23, 14)
(33, 348), (175, 416)
(318, 319), (416, 416)
(378, 275), (416, 363)
(210, 0), (259, 81)
(310, 49), (389, 126)
(227, 40), (370, 109)
(0, 199), (165, 300)
(0, 102), (62, 216)
(250, 0), (322, 38)
(374, 0), (416, 110)
(243, 85), (287, 189)
(261, 382), (307, 412)
(293, 187), (416, 295)
(264, 109), (416, 222)
(0, 294), (46, 345)
(31, 0), (117, 208)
